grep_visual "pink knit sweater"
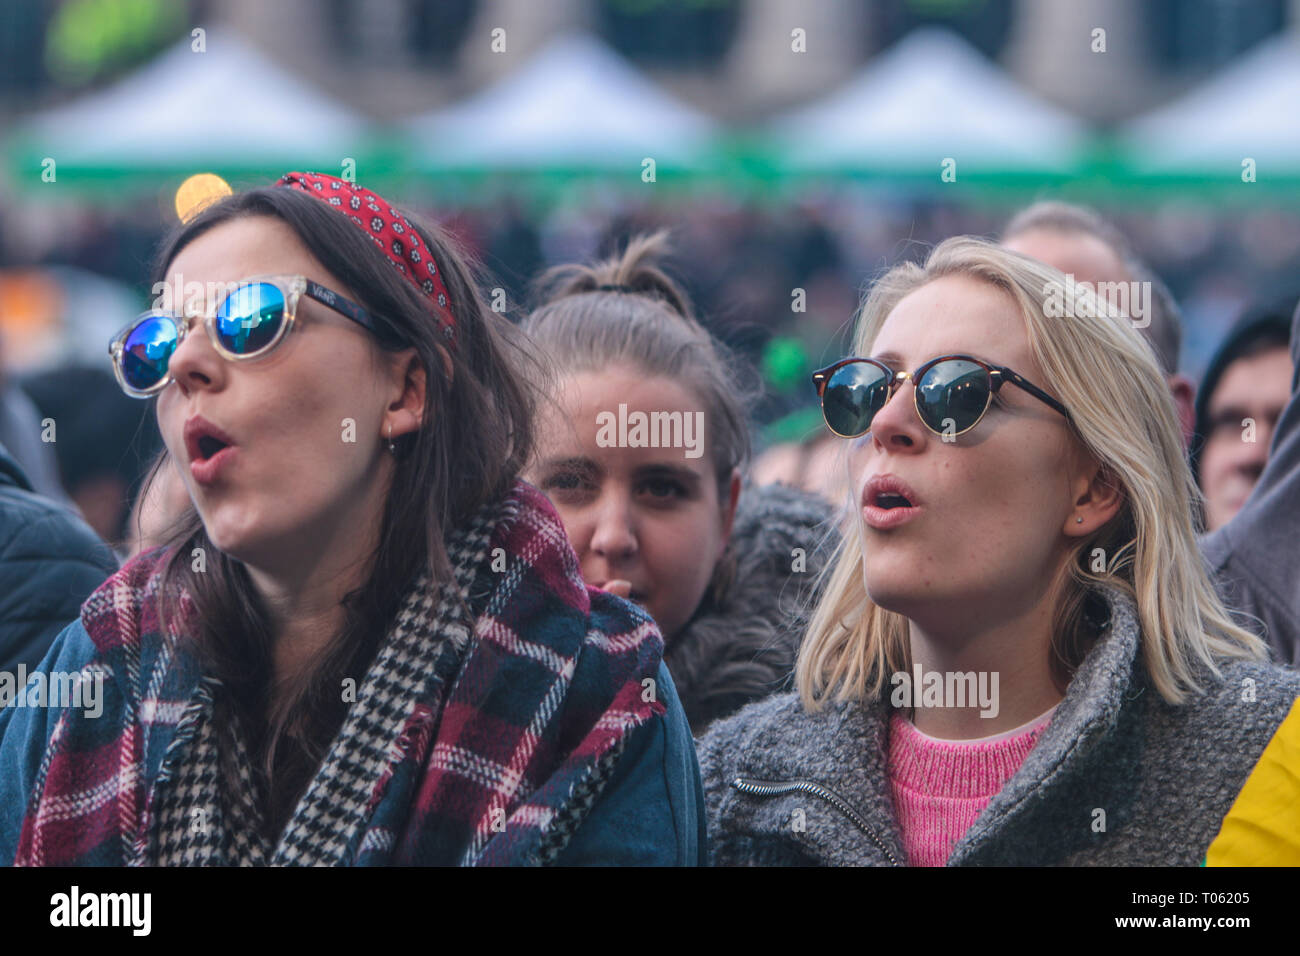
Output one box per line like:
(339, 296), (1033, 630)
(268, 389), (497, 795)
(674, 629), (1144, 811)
(888, 707), (1056, 867)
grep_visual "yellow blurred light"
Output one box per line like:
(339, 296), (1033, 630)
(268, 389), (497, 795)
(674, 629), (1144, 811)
(175, 173), (232, 223)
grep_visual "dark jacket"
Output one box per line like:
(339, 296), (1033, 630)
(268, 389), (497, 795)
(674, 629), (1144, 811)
(666, 482), (837, 735)
(1202, 296), (1300, 663)
(0, 442), (118, 673)
(0, 383), (68, 505)
(698, 585), (1300, 866)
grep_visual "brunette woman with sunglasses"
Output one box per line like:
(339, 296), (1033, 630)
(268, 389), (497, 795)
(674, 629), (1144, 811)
(698, 236), (1300, 866)
(0, 173), (704, 866)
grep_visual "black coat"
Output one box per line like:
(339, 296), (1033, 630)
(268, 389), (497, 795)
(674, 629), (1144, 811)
(666, 482), (838, 736)
(0, 442), (118, 672)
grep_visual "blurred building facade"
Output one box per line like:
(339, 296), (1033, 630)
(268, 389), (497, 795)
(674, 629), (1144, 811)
(210, 0), (1300, 123)
(4, 0), (1300, 123)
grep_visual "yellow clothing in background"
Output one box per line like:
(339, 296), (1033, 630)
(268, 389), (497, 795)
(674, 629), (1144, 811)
(1207, 696), (1300, 866)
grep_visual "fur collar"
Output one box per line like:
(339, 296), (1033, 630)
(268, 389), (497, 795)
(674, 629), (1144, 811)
(665, 482), (838, 734)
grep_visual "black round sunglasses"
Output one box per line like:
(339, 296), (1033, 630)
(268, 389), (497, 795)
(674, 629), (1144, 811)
(812, 353), (1073, 439)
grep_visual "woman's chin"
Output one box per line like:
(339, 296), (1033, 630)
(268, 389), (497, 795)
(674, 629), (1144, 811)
(866, 589), (913, 617)
(863, 569), (929, 617)
(198, 516), (266, 564)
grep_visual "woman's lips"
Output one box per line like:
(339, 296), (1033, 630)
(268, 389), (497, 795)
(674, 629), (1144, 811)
(861, 502), (923, 530)
(190, 445), (236, 486)
(183, 415), (238, 487)
(861, 473), (923, 530)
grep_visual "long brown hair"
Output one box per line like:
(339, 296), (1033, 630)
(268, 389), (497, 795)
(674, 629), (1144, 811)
(150, 185), (538, 833)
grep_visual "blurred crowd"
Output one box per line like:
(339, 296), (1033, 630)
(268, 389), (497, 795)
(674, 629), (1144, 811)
(1, 187), (1298, 553)
(1, 175), (1297, 868)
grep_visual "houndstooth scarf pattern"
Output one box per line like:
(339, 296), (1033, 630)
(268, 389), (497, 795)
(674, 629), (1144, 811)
(146, 500), (497, 866)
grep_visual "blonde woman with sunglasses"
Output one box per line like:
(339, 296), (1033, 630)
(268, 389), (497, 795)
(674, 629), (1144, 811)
(698, 236), (1300, 866)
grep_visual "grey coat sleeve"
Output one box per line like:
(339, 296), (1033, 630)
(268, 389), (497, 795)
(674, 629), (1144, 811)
(1201, 299), (1300, 663)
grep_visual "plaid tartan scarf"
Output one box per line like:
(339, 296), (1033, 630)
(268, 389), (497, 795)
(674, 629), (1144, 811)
(14, 481), (665, 866)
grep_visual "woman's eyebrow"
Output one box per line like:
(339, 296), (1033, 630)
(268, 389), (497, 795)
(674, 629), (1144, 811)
(1208, 403), (1248, 423)
(872, 350), (1002, 369)
(872, 350), (906, 367)
(537, 456), (600, 477)
(634, 463), (701, 485)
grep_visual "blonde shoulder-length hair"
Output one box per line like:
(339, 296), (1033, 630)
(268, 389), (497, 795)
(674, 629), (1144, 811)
(796, 236), (1266, 710)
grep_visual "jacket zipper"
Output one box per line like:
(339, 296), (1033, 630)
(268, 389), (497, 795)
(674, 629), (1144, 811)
(730, 776), (901, 865)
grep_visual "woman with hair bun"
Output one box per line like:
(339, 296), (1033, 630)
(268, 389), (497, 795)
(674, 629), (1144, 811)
(0, 174), (704, 866)
(523, 232), (836, 735)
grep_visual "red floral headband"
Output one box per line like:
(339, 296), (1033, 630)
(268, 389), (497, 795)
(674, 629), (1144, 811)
(275, 171), (457, 345)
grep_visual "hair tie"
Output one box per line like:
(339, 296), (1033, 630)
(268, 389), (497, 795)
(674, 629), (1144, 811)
(274, 171), (457, 347)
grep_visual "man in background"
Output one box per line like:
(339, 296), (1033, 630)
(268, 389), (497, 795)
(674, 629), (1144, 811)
(1001, 201), (1197, 446)
(1193, 298), (1295, 531)
(1199, 295), (1300, 663)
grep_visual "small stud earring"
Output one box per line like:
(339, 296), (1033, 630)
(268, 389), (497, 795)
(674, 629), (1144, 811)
(1075, 516), (1084, 524)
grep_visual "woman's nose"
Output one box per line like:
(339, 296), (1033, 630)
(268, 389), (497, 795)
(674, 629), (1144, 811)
(167, 314), (226, 395)
(589, 493), (638, 561)
(869, 380), (926, 451)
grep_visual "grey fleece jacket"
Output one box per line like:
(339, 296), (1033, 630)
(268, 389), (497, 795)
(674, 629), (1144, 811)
(1202, 298), (1300, 664)
(697, 586), (1300, 866)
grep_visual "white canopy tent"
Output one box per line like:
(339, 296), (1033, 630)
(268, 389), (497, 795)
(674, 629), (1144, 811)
(765, 28), (1090, 177)
(405, 33), (719, 172)
(1116, 33), (1300, 179)
(13, 29), (377, 175)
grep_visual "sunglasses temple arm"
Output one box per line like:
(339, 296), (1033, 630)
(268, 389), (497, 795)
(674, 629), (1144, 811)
(303, 279), (407, 347)
(1004, 372), (1072, 422)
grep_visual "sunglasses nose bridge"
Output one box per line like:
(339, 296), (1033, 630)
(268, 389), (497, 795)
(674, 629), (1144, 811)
(171, 308), (213, 357)
(873, 369), (928, 435)
(876, 369), (913, 410)
(167, 306), (232, 385)
(177, 309), (199, 339)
